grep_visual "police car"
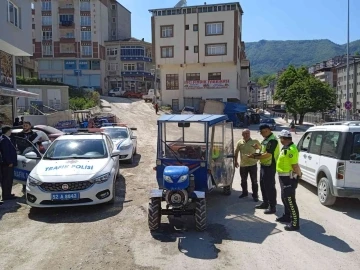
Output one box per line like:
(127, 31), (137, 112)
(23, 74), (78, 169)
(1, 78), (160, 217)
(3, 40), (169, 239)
(23, 130), (121, 207)
(100, 124), (137, 164)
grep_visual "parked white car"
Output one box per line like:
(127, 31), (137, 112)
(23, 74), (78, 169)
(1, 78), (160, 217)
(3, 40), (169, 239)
(24, 132), (120, 207)
(297, 121), (360, 206)
(101, 125), (137, 164)
(108, 87), (125, 97)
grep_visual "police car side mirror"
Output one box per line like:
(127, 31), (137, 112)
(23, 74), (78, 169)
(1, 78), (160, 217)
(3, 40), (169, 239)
(25, 151), (41, 160)
(111, 149), (121, 157)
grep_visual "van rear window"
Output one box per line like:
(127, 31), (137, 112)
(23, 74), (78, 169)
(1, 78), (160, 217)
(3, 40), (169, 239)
(350, 133), (360, 161)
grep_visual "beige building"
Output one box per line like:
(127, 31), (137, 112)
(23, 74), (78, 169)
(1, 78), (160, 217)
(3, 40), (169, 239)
(1, 0), (38, 125)
(32, 0), (130, 92)
(105, 38), (154, 92)
(336, 59), (360, 115)
(149, 2), (250, 111)
(315, 70), (334, 86)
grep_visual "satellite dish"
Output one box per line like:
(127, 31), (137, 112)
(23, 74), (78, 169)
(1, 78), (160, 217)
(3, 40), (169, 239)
(174, 0), (187, 7)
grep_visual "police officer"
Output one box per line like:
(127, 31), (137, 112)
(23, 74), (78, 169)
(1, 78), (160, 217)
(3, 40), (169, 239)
(248, 124), (280, 214)
(276, 130), (302, 231)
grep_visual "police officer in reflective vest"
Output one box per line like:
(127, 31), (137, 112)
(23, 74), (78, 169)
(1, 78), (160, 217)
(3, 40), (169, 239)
(276, 130), (302, 231)
(248, 124), (279, 214)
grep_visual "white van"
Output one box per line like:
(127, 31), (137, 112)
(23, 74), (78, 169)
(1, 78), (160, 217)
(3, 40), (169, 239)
(297, 121), (360, 206)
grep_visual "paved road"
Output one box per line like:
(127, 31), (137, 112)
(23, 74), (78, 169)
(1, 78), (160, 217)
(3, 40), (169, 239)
(0, 97), (359, 270)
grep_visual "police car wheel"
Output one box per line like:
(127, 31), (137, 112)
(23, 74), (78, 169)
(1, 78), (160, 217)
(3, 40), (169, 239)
(317, 177), (336, 206)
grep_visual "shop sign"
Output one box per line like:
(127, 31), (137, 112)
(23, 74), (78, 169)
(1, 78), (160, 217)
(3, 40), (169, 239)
(184, 80), (230, 89)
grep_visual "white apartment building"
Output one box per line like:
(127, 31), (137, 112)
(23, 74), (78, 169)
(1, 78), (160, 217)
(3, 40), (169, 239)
(315, 70), (334, 87)
(149, 2), (250, 111)
(33, 0), (131, 92)
(336, 60), (360, 115)
(1, 0), (38, 125)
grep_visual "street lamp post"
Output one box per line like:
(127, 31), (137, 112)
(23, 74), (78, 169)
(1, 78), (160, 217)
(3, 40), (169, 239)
(345, 0), (350, 120)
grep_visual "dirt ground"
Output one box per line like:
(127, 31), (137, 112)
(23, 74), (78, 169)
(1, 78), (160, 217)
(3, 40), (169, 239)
(0, 97), (360, 270)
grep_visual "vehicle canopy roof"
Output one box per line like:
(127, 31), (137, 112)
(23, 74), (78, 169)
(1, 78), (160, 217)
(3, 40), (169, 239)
(158, 114), (228, 126)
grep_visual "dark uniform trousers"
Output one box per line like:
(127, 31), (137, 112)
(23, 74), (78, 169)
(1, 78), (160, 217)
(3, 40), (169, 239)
(1, 165), (14, 199)
(260, 165), (277, 208)
(279, 176), (299, 227)
(239, 165), (258, 198)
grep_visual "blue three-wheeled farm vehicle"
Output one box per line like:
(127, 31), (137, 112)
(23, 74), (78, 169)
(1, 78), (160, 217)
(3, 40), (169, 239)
(148, 114), (235, 231)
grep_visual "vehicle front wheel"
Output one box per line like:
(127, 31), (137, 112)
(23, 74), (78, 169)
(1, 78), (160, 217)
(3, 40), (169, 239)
(318, 177), (336, 206)
(223, 185), (232, 195)
(195, 198), (207, 231)
(148, 198), (161, 231)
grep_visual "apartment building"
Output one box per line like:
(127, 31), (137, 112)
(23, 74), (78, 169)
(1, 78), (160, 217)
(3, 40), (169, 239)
(1, 0), (38, 125)
(149, 2), (250, 111)
(108, 0), (131, 40)
(32, 0), (131, 92)
(336, 59), (360, 115)
(105, 38), (155, 91)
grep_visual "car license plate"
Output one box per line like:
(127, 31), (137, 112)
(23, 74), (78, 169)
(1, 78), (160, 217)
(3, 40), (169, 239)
(51, 193), (80, 201)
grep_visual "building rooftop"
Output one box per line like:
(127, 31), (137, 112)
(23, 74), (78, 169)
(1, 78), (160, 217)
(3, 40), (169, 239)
(105, 37), (151, 45)
(149, 2), (243, 15)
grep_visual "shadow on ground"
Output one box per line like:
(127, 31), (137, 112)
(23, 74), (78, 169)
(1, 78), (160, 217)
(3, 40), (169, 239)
(150, 189), (282, 259)
(120, 154), (142, 169)
(27, 174), (127, 223)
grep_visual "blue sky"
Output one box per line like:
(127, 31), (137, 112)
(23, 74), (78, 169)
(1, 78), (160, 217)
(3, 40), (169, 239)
(118, 0), (360, 44)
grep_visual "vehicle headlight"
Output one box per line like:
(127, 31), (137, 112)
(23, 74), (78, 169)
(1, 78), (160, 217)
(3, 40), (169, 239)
(118, 144), (132, 150)
(28, 176), (42, 186)
(178, 175), (188, 183)
(164, 175), (173, 183)
(90, 173), (110, 184)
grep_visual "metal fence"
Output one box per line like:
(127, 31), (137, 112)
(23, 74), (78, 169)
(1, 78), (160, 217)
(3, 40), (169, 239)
(17, 103), (69, 115)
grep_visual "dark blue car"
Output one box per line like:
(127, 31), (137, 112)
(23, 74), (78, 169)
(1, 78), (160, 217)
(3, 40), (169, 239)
(260, 118), (277, 130)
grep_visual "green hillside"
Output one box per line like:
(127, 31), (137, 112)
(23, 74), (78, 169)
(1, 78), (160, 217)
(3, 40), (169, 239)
(245, 39), (360, 77)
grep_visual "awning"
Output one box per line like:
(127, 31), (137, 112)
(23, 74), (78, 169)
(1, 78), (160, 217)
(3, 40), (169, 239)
(0, 87), (39, 98)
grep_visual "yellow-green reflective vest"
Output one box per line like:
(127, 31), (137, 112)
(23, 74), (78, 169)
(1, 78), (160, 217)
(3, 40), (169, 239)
(260, 133), (280, 166)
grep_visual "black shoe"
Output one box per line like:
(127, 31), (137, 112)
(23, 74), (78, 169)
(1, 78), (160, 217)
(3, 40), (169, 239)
(276, 215), (291, 223)
(284, 225), (300, 231)
(264, 207), (276, 214)
(253, 197), (259, 202)
(239, 193), (248, 198)
(255, 203), (269, 209)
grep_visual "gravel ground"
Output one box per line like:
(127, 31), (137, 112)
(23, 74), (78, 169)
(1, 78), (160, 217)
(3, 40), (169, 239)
(0, 97), (360, 270)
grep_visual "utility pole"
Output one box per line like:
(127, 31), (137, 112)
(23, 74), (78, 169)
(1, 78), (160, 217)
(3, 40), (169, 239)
(346, 0), (350, 121)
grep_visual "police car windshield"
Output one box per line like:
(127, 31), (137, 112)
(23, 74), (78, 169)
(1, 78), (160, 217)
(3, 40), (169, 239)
(43, 139), (108, 159)
(102, 128), (128, 139)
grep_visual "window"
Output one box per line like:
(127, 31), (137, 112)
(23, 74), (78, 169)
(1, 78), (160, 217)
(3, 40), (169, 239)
(205, 43), (226, 56)
(161, 25), (173, 38)
(7, 1), (20, 28)
(59, 14), (74, 22)
(82, 46), (92, 56)
(42, 45), (53, 55)
(308, 132), (323, 155)
(120, 46), (145, 57)
(123, 64), (135, 71)
(42, 16), (52, 26)
(161, 46), (174, 58)
(81, 31), (91, 41)
(112, 17), (116, 23)
(60, 44), (75, 53)
(320, 131), (341, 158)
(193, 24), (198, 31)
(14, 137), (41, 158)
(205, 22), (223, 35)
(80, 1), (90, 11)
(80, 16), (91, 26)
(107, 48), (118, 56)
(185, 46), (189, 50)
(42, 31), (52, 40)
(112, 4), (116, 10)
(108, 63), (118, 71)
(194, 46), (198, 53)
(208, 72), (221, 80)
(185, 25), (189, 30)
(186, 73), (200, 81)
(166, 74), (179, 90)
(42, 1), (51, 11)
(299, 132), (312, 152)
(350, 133), (360, 160)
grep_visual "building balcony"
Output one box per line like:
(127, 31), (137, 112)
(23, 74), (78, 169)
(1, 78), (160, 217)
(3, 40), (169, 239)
(59, 52), (77, 57)
(107, 70), (121, 77)
(59, 21), (75, 29)
(58, 7), (75, 14)
(120, 56), (152, 62)
(59, 37), (76, 43)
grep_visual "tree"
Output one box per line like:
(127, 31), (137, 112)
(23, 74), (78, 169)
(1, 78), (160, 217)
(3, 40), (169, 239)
(274, 66), (336, 124)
